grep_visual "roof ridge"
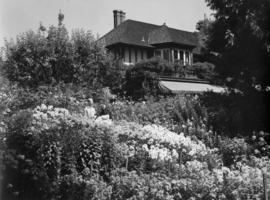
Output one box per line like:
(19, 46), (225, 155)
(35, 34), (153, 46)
(124, 19), (160, 28)
(168, 26), (196, 34)
(126, 19), (195, 34)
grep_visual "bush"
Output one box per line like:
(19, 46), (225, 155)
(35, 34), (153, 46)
(0, 14), (124, 91)
(192, 62), (217, 82)
(1, 102), (120, 200)
(109, 95), (207, 131)
(123, 57), (186, 99)
(249, 131), (270, 157)
(201, 89), (269, 136)
(59, 173), (112, 200)
(1, 84), (269, 200)
(219, 137), (250, 166)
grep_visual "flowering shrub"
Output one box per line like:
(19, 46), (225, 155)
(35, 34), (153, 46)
(1, 92), (269, 200)
(1, 102), (118, 200)
(59, 173), (112, 200)
(109, 162), (269, 200)
(114, 121), (208, 163)
(219, 137), (250, 166)
(110, 168), (176, 200)
(250, 131), (270, 157)
(109, 95), (207, 132)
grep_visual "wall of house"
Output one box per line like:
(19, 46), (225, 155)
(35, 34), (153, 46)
(131, 48), (135, 63)
(154, 48), (193, 65)
(124, 48), (129, 62)
(111, 46), (193, 66)
(122, 47), (148, 64)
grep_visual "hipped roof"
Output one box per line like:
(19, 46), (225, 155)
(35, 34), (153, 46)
(100, 19), (199, 48)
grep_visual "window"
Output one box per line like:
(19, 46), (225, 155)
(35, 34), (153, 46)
(124, 47), (129, 62)
(154, 50), (161, 57)
(141, 50), (144, 59)
(129, 48), (131, 63)
(121, 47), (125, 59)
(117, 48), (121, 58)
(173, 50), (178, 60)
(185, 51), (190, 64)
(180, 51), (184, 61)
(163, 49), (169, 61)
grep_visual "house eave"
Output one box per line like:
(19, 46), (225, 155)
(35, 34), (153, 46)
(105, 42), (155, 49)
(151, 42), (197, 49)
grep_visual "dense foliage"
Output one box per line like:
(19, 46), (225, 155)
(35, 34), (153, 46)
(124, 57), (218, 99)
(1, 14), (124, 90)
(0, 5), (269, 199)
(201, 90), (270, 136)
(1, 84), (269, 200)
(108, 95), (207, 131)
(203, 0), (270, 89)
(194, 0), (270, 138)
(124, 57), (181, 98)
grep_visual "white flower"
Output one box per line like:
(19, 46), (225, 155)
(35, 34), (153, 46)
(148, 138), (154, 144)
(221, 166), (230, 174)
(142, 144), (148, 151)
(88, 98), (93, 105)
(213, 168), (224, 183)
(100, 114), (110, 120)
(84, 106), (96, 119)
(186, 160), (205, 171)
(188, 149), (196, 156)
(95, 116), (112, 127)
(40, 104), (47, 111)
(172, 149), (179, 158)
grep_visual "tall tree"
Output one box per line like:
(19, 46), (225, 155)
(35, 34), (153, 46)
(205, 0), (270, 89)
(196, 16), (213, 54)
(0, 12), (112, 88)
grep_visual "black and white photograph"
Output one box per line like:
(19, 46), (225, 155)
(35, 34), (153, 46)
(0, 0), (270, 199)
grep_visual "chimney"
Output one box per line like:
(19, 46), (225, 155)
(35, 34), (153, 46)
(113, 10), (125, 28)
(120, 10), (126, 23)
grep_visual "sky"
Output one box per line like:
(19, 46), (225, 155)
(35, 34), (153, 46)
(0, 0), (213, 48)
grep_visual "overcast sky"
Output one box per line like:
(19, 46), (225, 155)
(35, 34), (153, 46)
(0, 0), (213, 47)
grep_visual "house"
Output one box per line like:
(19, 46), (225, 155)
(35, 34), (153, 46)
(98, 10), (200, 66)
(98, 10), (226, 94)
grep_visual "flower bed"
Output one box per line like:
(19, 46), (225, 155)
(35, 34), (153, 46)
(1, 89), (270, 199)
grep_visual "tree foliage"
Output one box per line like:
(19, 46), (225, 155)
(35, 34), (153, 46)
(196, 17), (213, 54)
(124, 57), (185, 99)
(1, 12), (122, 89)
(204, 0), (270, 89)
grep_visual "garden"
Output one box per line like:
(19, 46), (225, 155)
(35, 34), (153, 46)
(0, 82), (269, 200)
(1, 0), (270, 199)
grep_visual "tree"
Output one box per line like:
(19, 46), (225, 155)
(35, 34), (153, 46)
(0, 12), (118, 89)
(199, 0), (270, 135)
(195, 16), (213, 54)
(204, 0), (270, 90)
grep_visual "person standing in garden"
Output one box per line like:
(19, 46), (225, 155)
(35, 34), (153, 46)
(84, 98), (96, 119)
